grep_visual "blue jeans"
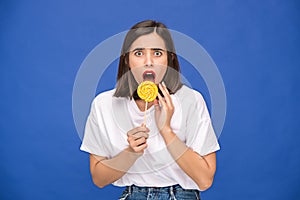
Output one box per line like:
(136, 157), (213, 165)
(119, 184), (200, 200)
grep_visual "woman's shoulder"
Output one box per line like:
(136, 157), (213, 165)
(175, 85), (205, 102)
(175, 85), (209, 116)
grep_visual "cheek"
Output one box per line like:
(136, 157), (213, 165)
(128, 59), (135, 69)
(128, 55), (135, 69)
(158, 55), (168, 65)
(130, 66), (144, 84)
(128, 56), (143, 69)
(155, 66), (167, 83)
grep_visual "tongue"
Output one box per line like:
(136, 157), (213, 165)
(143, 73), (155, 82)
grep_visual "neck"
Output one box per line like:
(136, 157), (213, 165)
(135, 99), (154, 112)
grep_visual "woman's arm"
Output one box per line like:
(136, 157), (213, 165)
(90, 126), (149, 188)
(160, 131), (216, 191)
(90, 147), (140, 188)
(155, 82), (217, 191)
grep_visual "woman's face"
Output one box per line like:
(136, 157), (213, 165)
(128, 33), (168, 84)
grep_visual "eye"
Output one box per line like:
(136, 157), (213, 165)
(134, 51), (143, 56)
(154, 51), (162, 56)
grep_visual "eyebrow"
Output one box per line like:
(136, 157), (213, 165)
(132, 47), (165, 51)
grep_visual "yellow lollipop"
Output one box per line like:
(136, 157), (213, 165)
(137, 81), (158, 102)
(137, 81), (158, 126)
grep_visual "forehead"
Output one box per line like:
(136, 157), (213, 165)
(130, 33), (166, 51)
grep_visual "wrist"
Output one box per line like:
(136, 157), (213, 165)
(125, 147), (143, 158)
(166, 136), (189, 161)
(159, 125), (172, 135)
(160, 127), (176, 145)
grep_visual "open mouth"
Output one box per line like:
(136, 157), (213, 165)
(143, 70), (156, 82)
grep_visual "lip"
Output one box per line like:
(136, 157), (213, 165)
(143, 70), (156, 82)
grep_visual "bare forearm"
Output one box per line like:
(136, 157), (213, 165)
(162, 130), (215, 191)
(91, 148), (141, 187)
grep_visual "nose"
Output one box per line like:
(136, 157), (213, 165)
(145, 51), (153, 67)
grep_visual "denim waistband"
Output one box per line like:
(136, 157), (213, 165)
(121, 184), (201, 200)
(126, 184), (198, 194)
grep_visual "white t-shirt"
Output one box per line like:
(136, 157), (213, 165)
(80, 85), (220, 190)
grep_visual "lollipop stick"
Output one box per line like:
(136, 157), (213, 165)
(144, 101), (148, 126)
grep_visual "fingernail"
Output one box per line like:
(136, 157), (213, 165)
(162, 81), (166, 87)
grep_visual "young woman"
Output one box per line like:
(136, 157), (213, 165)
(80, 20), (220, 200)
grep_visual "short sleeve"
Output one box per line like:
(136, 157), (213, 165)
(80, 99), (111, 157)
(185, 91), (220, 156)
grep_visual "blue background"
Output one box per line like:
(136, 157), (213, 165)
(1, 0), (299, 199)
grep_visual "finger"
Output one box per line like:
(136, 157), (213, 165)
(127, 126), (149, 136)
(127, 136), (135, 144)
(131, 137), (147, 147)
(133, 143), (148, 152)
(140, 124), (151, 132)
(132, 131), (149, 139)
(162, 81), (170, 95)
(158, 83), (169, 103)
(162, 82), (172, 105)
(157, 92), (167, 108)
(154, 99), (161, 112)
(127, 133), (148, 144)
(127, 135), (147, 145)
(159, 83), (173, 108)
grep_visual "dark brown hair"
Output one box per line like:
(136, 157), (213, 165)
(114, 20), (182, 98)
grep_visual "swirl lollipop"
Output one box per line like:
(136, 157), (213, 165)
(137, 81), (158, 126)
(137, 81), (158, 102)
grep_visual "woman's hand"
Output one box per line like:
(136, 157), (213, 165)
(90, 125), (149, 188)
(154, 82), (174, 134)
(127, 125), (149, 155)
